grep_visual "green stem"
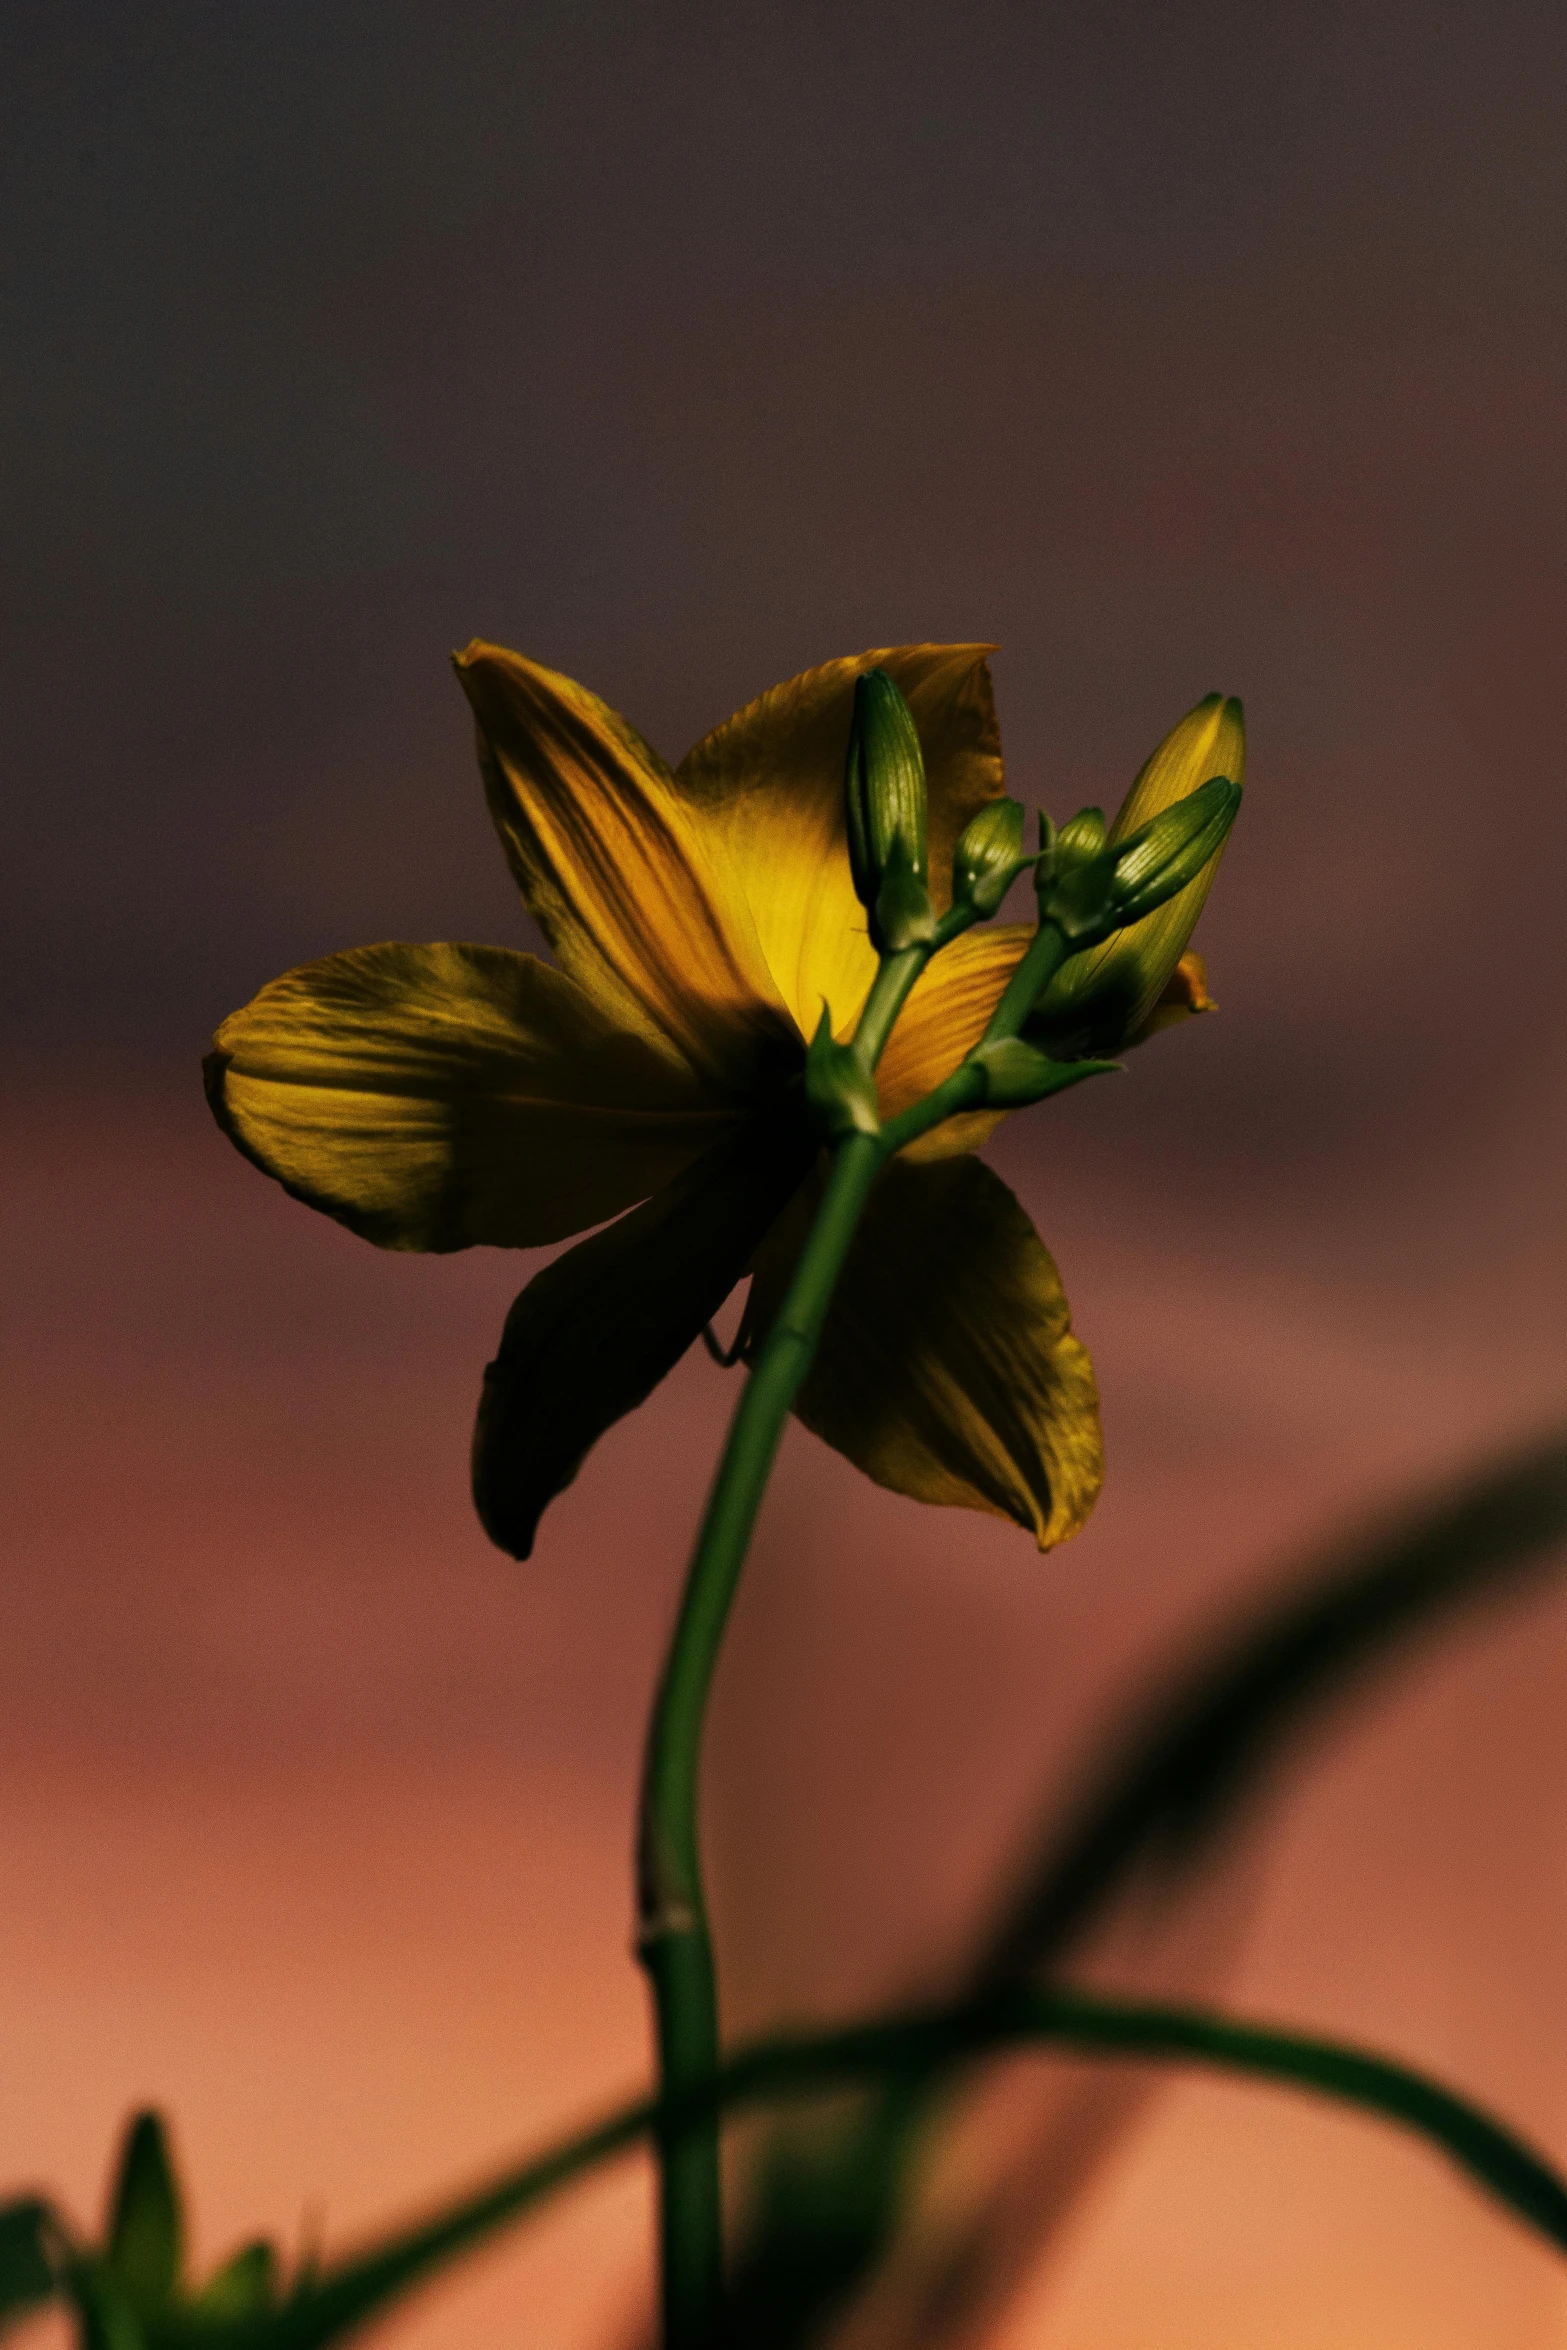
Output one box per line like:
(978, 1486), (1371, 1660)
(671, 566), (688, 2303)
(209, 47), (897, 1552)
(636, 1125), (888, 2343)
(851, 942), (927, 1066)
(631, 908), (1061, 2340)
(985, 916), (1066, 1043)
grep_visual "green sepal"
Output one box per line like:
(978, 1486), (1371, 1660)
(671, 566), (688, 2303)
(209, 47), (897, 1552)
(0, 2200), (59, 2327)
(967, 1036), (1120, 1108)
(190, 2241), (278, 2322)
(104, 2115), (182, 2318)
(805, 1010), (881, 1140)
(952, 797), (1028, 919)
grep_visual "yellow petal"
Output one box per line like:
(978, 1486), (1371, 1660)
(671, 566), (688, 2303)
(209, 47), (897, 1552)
(675, 644), (1005, 1042)
(454, 642), (798, 1094)
(746, 1155), (1103, 1549)
(205, 942), (737, 1250)
(474, 1107), (817, 1558)
(875, 923), (1033, 1161)
(1037, 694), (1244, 1053)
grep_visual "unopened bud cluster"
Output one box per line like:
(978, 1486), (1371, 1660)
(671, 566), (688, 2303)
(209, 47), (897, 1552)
(1036, 774), (1240, 949)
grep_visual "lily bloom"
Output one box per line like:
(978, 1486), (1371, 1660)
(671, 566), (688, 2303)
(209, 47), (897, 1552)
(205, 643), (1242, 1559)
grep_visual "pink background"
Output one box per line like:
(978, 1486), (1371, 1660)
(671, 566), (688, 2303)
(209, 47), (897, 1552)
(7, 6), (1567, 2341)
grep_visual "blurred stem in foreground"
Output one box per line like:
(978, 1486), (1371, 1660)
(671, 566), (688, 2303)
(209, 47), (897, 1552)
(67, 1986), (1559, 2350)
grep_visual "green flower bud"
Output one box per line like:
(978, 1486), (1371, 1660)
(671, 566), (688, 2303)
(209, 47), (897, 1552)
(845, 669), (935, 952)
(1034, 691), (1245, 1056)
(1039, 775), (1241, 949)
(1046, 805), (1108, 879)
(952, 796), (1028, 918)
(1109, 773), (1241, 923)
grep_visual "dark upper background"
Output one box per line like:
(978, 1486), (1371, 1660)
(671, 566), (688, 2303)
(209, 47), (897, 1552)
(6, 7), (1567, 2346)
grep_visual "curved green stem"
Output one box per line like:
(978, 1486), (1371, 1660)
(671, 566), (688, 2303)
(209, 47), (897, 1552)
(632, 908), (1062, 2340)
(636, 1124), (889, 2341)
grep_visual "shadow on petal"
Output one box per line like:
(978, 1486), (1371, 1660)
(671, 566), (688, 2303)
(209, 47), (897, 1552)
(473, 1106), (818, 1559)
(746, 1156), (1102, 1551)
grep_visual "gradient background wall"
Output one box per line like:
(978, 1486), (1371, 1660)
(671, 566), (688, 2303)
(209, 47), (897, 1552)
(6, 5), (1567, 2343)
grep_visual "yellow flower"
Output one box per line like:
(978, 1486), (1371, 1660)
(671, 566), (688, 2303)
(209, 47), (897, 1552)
(204, 643), (1241, 1560)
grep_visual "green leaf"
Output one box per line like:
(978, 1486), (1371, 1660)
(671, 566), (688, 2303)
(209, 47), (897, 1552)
(726, 1423), (1567, 2338)
(976, 1426), (1567, 1981)
(0, 2200), (59, 2330)
(66, 2260), (144, 2350)
(105, 2116), (182, 2317)
(190, 2242), (278, 2323)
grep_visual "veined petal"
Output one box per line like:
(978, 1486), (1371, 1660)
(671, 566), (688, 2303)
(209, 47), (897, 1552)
(675, 644), (1005, 1042)
(454, 642), (799, 1094)
(746, 1155), (1103, 1550)
(1036, 694), (1244, 1054)
(877, 924), (1034, 1161)
(205, 942), (735, 1250)
(473, 1106), (817, 1558)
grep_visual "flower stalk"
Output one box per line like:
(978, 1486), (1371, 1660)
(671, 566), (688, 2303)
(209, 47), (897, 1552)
(634, 731), (1242, 2340)
(636, 1122), (887, 2340)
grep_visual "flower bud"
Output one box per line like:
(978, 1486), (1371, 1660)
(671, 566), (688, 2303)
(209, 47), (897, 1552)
(845, 669), (935, 951)
(1045, 806), (1107, 880)
(952, 796), (1028, 918)
(1033, 692), (1245, 1054)
(1040, 775), (1239, 949)
(1109, 773), (1240, 921)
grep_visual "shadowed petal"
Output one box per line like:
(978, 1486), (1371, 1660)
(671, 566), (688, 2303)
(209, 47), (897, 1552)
(473, 1107), (818, 1559)
(1035, 694), (1245, 1054)
(205, 942), (735, 1250)
(676, 644), (1006, 1042)
(746, 1155), (1102, 1550)
(454, 642), (799, 1094)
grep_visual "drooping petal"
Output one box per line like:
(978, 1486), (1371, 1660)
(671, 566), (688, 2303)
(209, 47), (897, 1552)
(473, 1107), (818, 1559)
(1035, 694), (1244, 1055)
(675, 644), (1006, 1042)
(745, 1155), (1103, 1550)
(453, 642), (799, 1095)
(875, 923), (1033, 1160)
(205, 942), (737, 1250)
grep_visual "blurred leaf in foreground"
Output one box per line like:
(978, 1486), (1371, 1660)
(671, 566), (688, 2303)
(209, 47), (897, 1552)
(0, 2200), (60, 2333)
(723, 1424), (1567, 2345)
(105, 2116), (183, 2322)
